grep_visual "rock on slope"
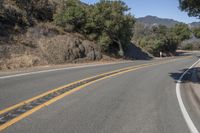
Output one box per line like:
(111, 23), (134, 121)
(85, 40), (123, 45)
(0, 24), (102, 70)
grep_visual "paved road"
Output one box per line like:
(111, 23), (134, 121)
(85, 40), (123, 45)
(0, 55), (200, 133)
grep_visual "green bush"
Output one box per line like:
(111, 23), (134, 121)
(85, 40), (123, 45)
(180, 40), (200, 50)
(170, 23), (191, 41)
(54, 0), (135, 56)
(193, 27), (200, 38)
(14, 0), (55, 25)
(97, 32), (112, 52)
(53, 0), (86, 31)
(133, 24), (179, 56)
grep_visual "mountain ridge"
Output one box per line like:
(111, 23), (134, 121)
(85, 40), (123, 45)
(137, 15), (200, 27)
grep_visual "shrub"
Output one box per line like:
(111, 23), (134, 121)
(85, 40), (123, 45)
(54, 0), (135, 56)
(133, 24), (179, 56)
(53, 0), (86, 31)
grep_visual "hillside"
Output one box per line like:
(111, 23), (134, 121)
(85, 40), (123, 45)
(0, 0), (151, 70)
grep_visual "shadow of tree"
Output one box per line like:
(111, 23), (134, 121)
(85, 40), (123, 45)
(124, 43), (153, 60)
(169, 67), (200, 84)
(175, 51), (192, 57)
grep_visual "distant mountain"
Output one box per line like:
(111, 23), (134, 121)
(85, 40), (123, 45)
(189, 22), (200, 28)
(137, 15), (180, 27)
(137, 15), (200, 28)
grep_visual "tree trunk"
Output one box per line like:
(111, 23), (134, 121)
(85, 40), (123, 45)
(115, 39), (124, 56)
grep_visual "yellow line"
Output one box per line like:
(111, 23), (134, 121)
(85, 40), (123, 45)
(0, 62), (153, 115)
(0, 56), (192, 131)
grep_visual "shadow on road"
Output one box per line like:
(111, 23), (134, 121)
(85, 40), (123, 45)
(175, 51), (191, 56)
(169, 67), (200, 84)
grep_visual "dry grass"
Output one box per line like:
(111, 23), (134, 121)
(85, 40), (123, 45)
(0, 54), (40, 70)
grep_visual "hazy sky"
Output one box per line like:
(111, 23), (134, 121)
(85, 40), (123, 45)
(81, 0), (200, 23)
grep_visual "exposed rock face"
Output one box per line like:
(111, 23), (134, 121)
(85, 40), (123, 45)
(39, 34), (102, 64)
(0, 25), (102, 70)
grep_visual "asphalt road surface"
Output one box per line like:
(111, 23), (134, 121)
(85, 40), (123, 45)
(0, 54), (200, 133)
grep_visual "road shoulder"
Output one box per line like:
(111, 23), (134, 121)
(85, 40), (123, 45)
(190, 63), (200, 109)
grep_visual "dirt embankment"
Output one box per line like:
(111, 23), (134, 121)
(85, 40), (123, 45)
(0, 24), (103, 70)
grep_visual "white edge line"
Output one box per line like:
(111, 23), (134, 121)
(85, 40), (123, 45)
(176, 58), (200, 133)
(0, 61), (133, 79)
(0, 57), (188, 79)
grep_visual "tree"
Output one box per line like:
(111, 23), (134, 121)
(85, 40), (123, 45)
(193, 27), (200, 38)
(15, 0), (54, 25)
(85, 0), (135, 56)
(133, 22), (147, 40)
(54, 0), (135, 56)
(133, 24), (179, 56)
(170, 23), (191, 41)
(0, 0), (27, 35)
(179, 0), (200, 18)
(54, 0), (86, 31)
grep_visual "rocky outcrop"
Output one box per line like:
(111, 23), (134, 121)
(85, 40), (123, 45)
(39, 34), (102, 64)
(0, 24), (102, 70)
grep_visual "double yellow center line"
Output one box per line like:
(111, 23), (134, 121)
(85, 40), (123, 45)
(0, 57), (191, 131)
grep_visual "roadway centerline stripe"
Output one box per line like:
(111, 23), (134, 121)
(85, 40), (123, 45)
(176, 58), (200, 133)
(0, 56), (192, 131)
(0, 64), (143, 115)
(0, 60), (166, 116)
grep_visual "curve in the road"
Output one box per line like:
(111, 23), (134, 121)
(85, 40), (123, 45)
(0, 56), (193, 131)
(176, 59), (200, 133)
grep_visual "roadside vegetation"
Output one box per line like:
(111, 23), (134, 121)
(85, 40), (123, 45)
(0, 0), (135, 56)
(180, 27), (200, 51)
(0, 0), (55, 35)
(133, 23), (191, 56)
(0, 0), (137, 70)
(0, 0), (199, 70)
(178, 0), (200, 50)
(193, 27), (200, 39)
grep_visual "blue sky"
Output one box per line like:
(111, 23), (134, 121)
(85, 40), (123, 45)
(81, 0), (200, 23)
